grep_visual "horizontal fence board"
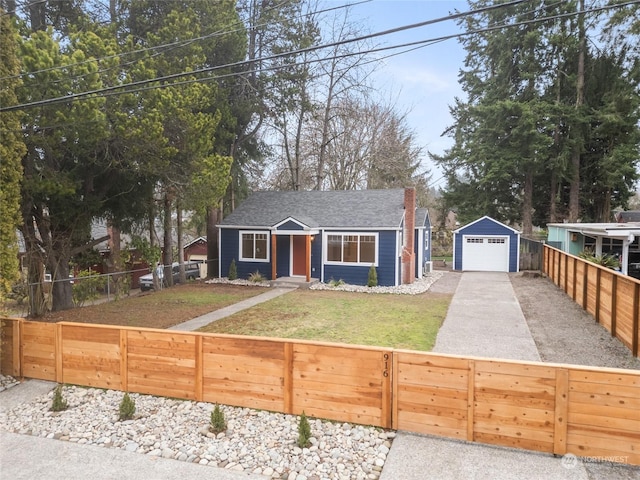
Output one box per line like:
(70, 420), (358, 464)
(63, 370), (120, 389)
(569, 401), (639, 420)
(568, 411), (640, 432)
(62, 324), (120, 343)
(568, 391), (640, 410)
(397, 417), (466, 439)
(203, 337), (285, 359)
(567, 427), (639, 454)
(398, 384), (467, 409)
(202, 389), (282, 412)
(397, 363), (468, 389)
(569, 369), (639, 387)
(475, 391), (555, 410)
(475, 372), (556, 398)
(474, 432), (554, 453)
(473, 420), (555, 443)
(474, 360), (557, 379)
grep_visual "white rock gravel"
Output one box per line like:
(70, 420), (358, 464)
(208, 272), (444, 295)
(0, 381), (395, 480)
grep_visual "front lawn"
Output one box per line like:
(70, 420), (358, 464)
(198, 289), (450, 351)
(44, 283), (268, 329)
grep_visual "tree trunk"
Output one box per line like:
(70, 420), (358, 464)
(28, 0), (45, 31)
(50, 258), (73, 312)
(568, 0), (585, 222)
(177, 198), (185, 283)
(163, 193), (173, 286)
(22, 229), (45, 316)
(549, 172), (558, 223)
(522, 168), (533, 235)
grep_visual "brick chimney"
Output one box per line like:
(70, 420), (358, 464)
(402, 187), (416, 285)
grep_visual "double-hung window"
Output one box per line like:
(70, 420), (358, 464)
(240, 231), (269, 261)
(326, 233), (377, 265)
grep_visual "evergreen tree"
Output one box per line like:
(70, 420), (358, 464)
(0, 11), (26, 299)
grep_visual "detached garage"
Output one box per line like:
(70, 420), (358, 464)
(453, 216), (520, 272)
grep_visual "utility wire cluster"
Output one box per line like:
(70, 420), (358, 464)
(0, 0), (637, 113)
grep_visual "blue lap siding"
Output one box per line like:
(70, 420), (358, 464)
(323, 230), (397, 286)
(220, 229), (272, 280)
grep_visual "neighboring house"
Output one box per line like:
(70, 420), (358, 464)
(217, 188), (431, 287)
(547, 222), (640, 278)
(453, 216), (521, 272)
(614, 210), (640, 223)
(183, 236), (208, 278)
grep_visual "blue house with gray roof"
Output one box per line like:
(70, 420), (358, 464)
(217, 188), (431, 287)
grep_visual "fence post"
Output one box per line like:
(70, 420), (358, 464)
(633, 284), (639, 357)
(467, 359), (475, 442)
(283, 342), (293, 414)
(611, 275), (618, 338)
(16, 319), (23, 378)
(381, 351), (392, 429)
(119, 329), (128, 391)
(195, 335), (203, 402)
(553, 368), (569, 456)
(595, 268), (602, 324)
(55, 323), (63, 383)
(571, 258), (577, 300)
(582, 263), (589, 311)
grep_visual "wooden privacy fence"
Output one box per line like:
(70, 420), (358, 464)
(2, 318), (639, 466)
(543, 244), (640, 358)
(520, 237), (544, 271)
(1, 320), (391, 428)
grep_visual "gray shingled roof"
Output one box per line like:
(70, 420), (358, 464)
(415, 208), (430, 227)
(219, 189), (409, 229)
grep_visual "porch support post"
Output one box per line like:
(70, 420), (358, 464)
(271, 234), (277, 280)
(306, 234), (311, 282)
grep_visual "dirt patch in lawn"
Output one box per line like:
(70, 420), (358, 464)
(40, 282), (268, 330)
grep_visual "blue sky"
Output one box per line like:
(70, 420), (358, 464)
(336, 0), (469, 184)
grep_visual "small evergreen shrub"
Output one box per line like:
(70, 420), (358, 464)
(119, 392), (136, 421)
(51, 385), (68, 412)
(228, 259), (237, 280)
(248, 270), (265, 283)
(209, 404), (227, 434)
(367, 264), (378, 287)
(297, 411), (312, 448)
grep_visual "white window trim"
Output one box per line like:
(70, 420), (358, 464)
(324, 232), (379, 266)
(239, 230), (270, 263)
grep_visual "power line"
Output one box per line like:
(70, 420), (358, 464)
(0, 0), (531, 112)
(1, 0), (637, 113)
(0, 0), (371, 83)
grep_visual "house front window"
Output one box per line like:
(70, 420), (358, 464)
(326, 233), (377, 265)
(240, 231), (269, 261)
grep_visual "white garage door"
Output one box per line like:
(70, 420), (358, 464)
(462, 236), (510, 272)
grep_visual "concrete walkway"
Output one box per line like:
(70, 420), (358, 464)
(168, 287), (296, 331)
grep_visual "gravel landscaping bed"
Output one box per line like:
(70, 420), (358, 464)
(510, 272), (640, 370)
(0, 383), (392, 480)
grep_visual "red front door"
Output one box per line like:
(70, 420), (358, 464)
(292, 236), (306, 276)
